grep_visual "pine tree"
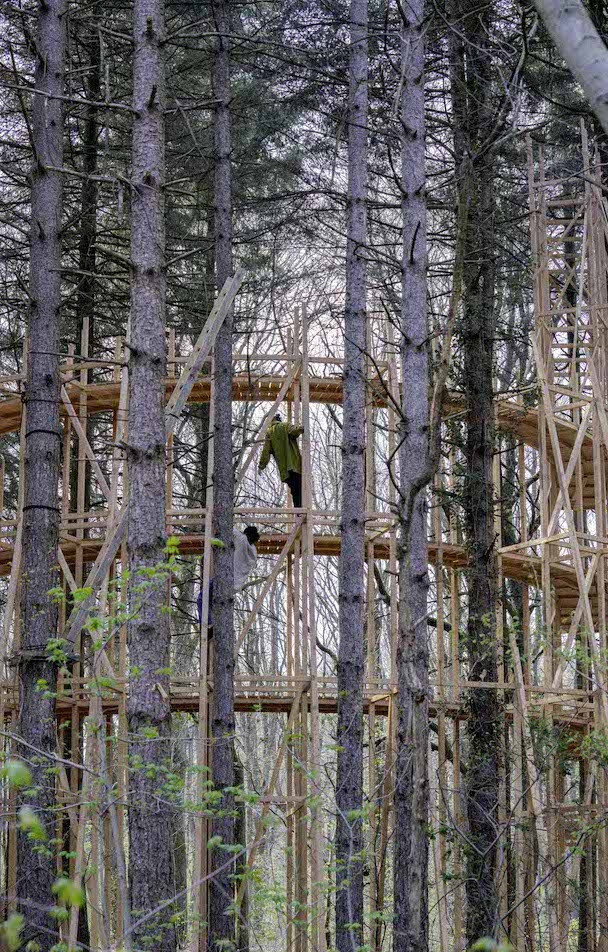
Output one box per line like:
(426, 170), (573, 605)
(16, 3), (66, 947)
(336, 0), (368, 948)
(126, 1), (175, 948)
(450, 0), (501, 940)
(209, 1), (237, 949)
(393, 2), (430, 950)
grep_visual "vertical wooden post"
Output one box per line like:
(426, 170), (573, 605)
(365, 316), (377, 944)
(374, 318), (399, 948)
(291, 307), (307, 952)
(449, 443), (463, 952)
(301, 304), (324, 952)
(195, 372), (214, 952)
(433, 470), (449, 952)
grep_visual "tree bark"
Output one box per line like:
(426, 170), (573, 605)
(578, 761), (589, 952)
(531, 0), (608, 139)
(393, 3), (430, 951)
(209, 1), (236, 949)
(70, 14), (100, 541)
(335, 1), (367, 949)
(235, 754), (250, 952)
(16, 2), (66, 947)
(588, 0), (608, 169)
(126, 1), (175, 949)
(450, 0), (501, 942)
(75, 18), (100, 352)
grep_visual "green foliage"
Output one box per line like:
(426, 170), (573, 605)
(165, 535), (181, 556)
(2, 760), (32, 789)
(45, 638), (69, 668)
(581, 728), (608, 768)
(73, 586), (93, 604)
(18, 806), (47, 842)
(0, 913), (24, 952)
(48, 906), (69, 922)
(52, 876), (85, 908)
(35, 678), (54, 699)
(471, 939), (513, 952)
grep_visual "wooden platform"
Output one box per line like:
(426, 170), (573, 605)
(0, 674), (594, 722)
(0, 373), (603, 506)
(0, 529), (597, 628)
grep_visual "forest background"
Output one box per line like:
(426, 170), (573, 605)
(0, 2), (606, 952)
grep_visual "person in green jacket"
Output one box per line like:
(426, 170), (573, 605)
(259, 413), (304, 507)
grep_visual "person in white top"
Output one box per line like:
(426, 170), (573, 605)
(233, 526), (260, 591)
(197, 526), (260, 630)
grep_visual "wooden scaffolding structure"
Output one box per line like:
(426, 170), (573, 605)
(0, 131), (607, 950)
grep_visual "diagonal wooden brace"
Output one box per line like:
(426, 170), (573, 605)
(60, 272), (244, 648)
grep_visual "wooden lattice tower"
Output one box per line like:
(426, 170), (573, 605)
(0, 128), (608, 951)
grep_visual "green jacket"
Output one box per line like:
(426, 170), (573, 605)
(259, 421), (304, 482)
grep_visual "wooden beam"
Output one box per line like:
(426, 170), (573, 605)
(61, 274), (243, 648)
(235, 359), (301, 488)
(60, 386), (112, 502)
(234, 685), (307, 910)
(235, 518), (303, 656)
(62, 508), (129, 647)
(165, 269), (244, 436)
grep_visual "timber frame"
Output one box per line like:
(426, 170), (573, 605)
(0, 129), (608, 951)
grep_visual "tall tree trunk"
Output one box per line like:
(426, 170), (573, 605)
(578, 761), (589, 952)
(235, 754), (250, 952)
(75, 17), (100, 352)
(209, 0), (236, 948)
(16, 3), (66, 947)
(65, 31), (98, 946)
(69, 14), (100, 561)
(531, 0), (608, 139)
(450, 0), (501, 941)
(588, 0), (608, 169)
(335, 1), (367, 949)
(126, 2), (175, 949)
(393, 3), (430, 951)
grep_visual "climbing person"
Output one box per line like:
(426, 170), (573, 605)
(258, 413), (304, 508)
(197, 525), (260, 628)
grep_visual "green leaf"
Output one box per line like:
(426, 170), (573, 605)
(49, 906), (69, 922)
(72, 586), (93, 603)
(18, 805), (47, 842)
(2, 760), (32, 789)
(52, 876), (85, 908)
(471, 939), (498, 952)
(1, 913), (24, 951)
(165, 536), (181, 555)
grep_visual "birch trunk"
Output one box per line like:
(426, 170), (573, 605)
(393, 3), (430, 950)
(209, 1), (236, 948)
(449, 0), (501, 941)
(531, 0), (608, 139)
(335, 1), (368, 948)
(126, 2), (175, 949)
(16, 3), (66, 946)
(588, 0), (608, 167)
